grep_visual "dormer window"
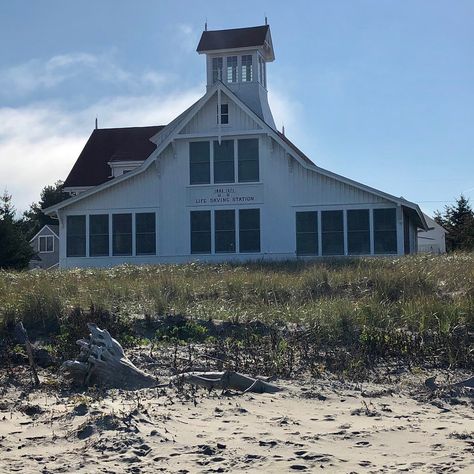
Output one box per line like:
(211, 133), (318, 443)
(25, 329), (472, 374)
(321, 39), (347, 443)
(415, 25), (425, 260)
(212, 57), (223, 83)
(242, 55), (253, 82)
(226, 56), (237, 82)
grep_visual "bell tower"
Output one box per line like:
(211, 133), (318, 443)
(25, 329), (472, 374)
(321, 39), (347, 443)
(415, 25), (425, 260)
(196, 24), (276, 128)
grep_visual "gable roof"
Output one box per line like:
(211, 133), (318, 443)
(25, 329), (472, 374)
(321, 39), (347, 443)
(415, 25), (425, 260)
(197, 25), (272, 55)
(64, 126), (164, 188)
(29, 224), (59, 242)
(46, 81), (428, 231)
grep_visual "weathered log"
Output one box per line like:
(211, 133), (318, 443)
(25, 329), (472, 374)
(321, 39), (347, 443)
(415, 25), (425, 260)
(61, 323), (156, 389)
(174, 370), (282, 394)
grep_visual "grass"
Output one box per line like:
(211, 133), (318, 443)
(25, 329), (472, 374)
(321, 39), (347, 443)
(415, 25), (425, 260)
(1, 254), (473, 375)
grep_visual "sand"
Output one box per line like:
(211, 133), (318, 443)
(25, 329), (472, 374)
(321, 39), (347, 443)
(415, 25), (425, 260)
(0, 367), (473, 473)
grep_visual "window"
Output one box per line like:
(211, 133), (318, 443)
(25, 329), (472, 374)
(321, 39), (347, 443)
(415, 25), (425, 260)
(321, 210), (344, 255)
(89, 214), (109, 257)
(258, 55), (266, 87)
(226, 56), (237, 82)
(347, 210), (370, 255)
(241, 55), (253, 82)
(296, 212), (318, 255)
(215, 210), (235, 253)
(113, 214), (132, 256)
(238, 139), (259, 182)
(191, 211), (211, 254)
(66, 215), (86, 257)
(239, 209), (260, 253)
(217, 103), (229, 125)
(189, 141), (210, 185)
(374, 208), (397, 254)
(214, 140), (234, 183)
(39, 235), (54, 253)
(136, 213), (156, 255)
(212, 57), (223, 83)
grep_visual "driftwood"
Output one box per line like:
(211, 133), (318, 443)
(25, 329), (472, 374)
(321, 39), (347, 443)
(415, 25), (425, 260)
(61, 323), (283, 393)
(61, 323), (156, 389)
(174, 371), (282, 394)
(425, 375), (474, 392)
(15, 322), (40, 386)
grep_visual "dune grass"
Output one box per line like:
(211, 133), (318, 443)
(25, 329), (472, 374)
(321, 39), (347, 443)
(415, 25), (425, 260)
(1, 254), (473, 374)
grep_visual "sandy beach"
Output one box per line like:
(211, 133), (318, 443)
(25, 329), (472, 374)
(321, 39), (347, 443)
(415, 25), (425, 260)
(1, 365), (473, 474)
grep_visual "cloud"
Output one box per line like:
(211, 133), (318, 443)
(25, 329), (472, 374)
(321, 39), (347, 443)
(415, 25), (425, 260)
(0, 52), (178, 100)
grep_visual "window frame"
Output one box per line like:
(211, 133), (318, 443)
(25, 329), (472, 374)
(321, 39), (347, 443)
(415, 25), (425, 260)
(135, 212), (156, 256)
(226, 56), (238, 83)
(190, 210), (212, 254)
(112, 213), (133, 257)
(38, 235), (54, 253)
(241, 54), (253, 82)
(189, 141), (211, 185)
(296, 211), (318, 256)
(89, 214), (109, 257)
(66, 215), (86, 258)
(239, 208), (260, 253)
(212, 57), (223, 83)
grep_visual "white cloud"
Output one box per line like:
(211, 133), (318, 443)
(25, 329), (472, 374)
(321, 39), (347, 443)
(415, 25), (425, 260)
(0, 52), (178, 99)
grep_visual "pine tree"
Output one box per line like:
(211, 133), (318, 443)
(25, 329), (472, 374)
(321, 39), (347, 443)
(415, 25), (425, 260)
(0, 191), (36, 270)
(22, 181), (67, 238)
(435, 195), (474, 251)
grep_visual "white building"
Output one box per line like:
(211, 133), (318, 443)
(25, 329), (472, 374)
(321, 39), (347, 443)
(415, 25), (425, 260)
(46, 24), (428, 268)
(418, 213), (447, 254)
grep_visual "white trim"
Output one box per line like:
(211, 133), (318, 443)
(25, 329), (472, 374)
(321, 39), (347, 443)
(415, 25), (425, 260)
(38, 235), (55, 253)
(45, 81), (427, 232)
(29, 224), (59, 242)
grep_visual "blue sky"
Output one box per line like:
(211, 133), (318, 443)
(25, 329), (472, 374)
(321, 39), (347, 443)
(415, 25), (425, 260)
(0, 0), (472, 216)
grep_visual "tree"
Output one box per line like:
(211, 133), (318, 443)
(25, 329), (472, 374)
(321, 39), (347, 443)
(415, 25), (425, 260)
(435, 194), (474, 251)
(0, 191), (36, 270)
(22, 181), (68, 238)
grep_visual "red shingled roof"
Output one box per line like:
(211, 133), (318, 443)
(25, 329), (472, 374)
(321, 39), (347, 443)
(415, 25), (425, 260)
(64, 126), (164, 188)
(197, 25), (269, 52)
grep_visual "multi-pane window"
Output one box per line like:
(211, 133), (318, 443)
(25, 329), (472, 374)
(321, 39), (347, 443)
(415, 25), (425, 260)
(189, 141), (210, 185)
(191, 211), (211, 254)
(258, 55), (266, 87)
(241, 55), (253, 82)
(66, 215), (86, 257)
(212, 57), (223, 83)
(347, 210), (370, 255)
(321, 210), (344, 255)
(136, 213), (156, 255)
(239, 209), (260, 253)
(215, 210), (235, 253)
(112, 214), (132, 256)
(214, 140), (234, 183)
(238, 139), (259, 182)
(217, 104), (229, 125)
(89, 214), (109, 257)
(39, 235), (54, 253)
(374, 208), (397, 254)
(226, 56), (237, 82)
(296, 212), (318, 255)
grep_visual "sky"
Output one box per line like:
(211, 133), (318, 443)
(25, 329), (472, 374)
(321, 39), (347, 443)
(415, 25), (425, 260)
(0, 0), (472, 216)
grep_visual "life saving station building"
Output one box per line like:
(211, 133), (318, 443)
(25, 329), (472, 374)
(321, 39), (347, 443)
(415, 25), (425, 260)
(47, 25), (428, 268)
